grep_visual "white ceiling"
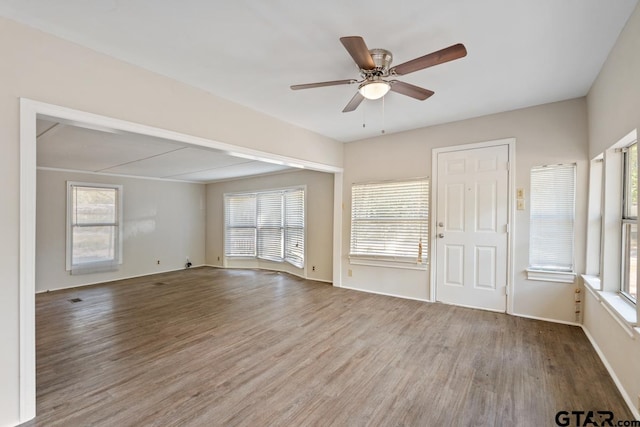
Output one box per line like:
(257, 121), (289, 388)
(36, 119), (292, 183)
(2, 0), (638, 142)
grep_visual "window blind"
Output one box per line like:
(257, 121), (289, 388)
(225, 187), (305, 267)
(284, 189), (305, 268)
(225, 194), (257, 257)
(350, 179), (429, 261)
(529, 164), (576, 272)
(257, 191), (284, 262)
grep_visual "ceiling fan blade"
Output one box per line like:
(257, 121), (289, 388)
(291, 79), (357, 90)
(340, 36), (375, 70)
(391, 43), (467, 76)
(389, 81), (434, 100)
(342, 92), (365, 113)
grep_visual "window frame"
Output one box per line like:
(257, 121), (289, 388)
(582, 129), (639, 332)
(224, 186), (305, 269)
(66, 181), (123, 274)
(621, 142), (637, 304)
(349, 177), (429, 269)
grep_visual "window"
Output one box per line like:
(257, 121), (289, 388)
(66, 182), (122, 274)
(622, 142), (637, 303)
(583, 130), (638, 327)
(224, 193), (257, 257)
(350, 178), (429, 264)
(284, 189), (305, 268)
(528, 164), (576, 274)
(225, 187), (305, 268)
(257, 191), (284, 262)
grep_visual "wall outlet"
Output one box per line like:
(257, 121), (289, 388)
(312, 265), (316, 271)
(156, 260), (160, 265)
(348, 269), (352, 277)
(217, 256), (220, 261)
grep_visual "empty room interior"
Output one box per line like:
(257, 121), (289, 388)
(1, 1), (640, 426)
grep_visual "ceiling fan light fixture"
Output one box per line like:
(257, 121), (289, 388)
(358, 80), (390, 100)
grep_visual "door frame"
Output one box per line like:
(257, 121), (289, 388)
(430, 138), (516, 314)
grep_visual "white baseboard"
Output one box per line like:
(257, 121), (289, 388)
(36, 264), (207, 293)
(308, 277), (333, 284)
(340, 285), (430, 303)
(510, 312), (581, 327)
(207, 264), (333, 284)
(439, 300), (505, 313)
(581, 325), (640, 420)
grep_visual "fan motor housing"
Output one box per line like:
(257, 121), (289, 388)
(368, 49), (393, 74)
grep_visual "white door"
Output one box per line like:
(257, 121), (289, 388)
(435, 144), (509, 312)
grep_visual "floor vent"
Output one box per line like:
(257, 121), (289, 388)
(69, 298), (83, 303)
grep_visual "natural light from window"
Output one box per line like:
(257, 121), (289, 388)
(67, 182), (122, 274)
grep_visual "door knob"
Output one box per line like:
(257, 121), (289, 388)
(438, 222), (444, 227)
(438, 233), (445, 238)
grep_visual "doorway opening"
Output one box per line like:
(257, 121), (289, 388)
(19, 98), (343, 422)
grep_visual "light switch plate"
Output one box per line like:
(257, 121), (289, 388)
(517, 199), (525, 210)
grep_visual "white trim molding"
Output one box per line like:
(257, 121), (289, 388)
(581, 326), (640, 420)
(19, 98), (38, 422)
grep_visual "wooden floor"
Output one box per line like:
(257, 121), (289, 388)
(22, 267), (631, 426)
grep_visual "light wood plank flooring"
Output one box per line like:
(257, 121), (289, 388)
(22, 267), (632, 426)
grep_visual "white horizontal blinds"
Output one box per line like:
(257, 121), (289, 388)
(351, 179), (429, 260)
(529, 164), (576, 271)
(257, 191), (284, 262)
(284, 189), (305, 268)
(225, 187), (305, 267)
(70, 184), (120, 273)
(225, 194), (257, 257)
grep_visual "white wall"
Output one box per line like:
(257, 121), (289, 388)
(342, 98), (589, 321)
(206, 170), (334, 283)
(36, 169), (205, 292)
(584, 2), (640, 417)
(0, 16), (342, 426)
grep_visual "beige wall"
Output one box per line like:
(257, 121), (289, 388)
(587, 3), (640, 159)
(36, 169), (206, 293)
(584, 2), (640, 417)
(0, 16), (342, 426)
(342, 98), (589, 320)
(206, 170), (334, 283)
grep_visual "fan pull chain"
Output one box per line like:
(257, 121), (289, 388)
(362, 102), (366, 128)
(381, 96), (386, 134)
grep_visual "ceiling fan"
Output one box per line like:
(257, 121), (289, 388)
(291, 36), (467, 113)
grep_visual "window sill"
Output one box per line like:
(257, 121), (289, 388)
(349, 256), (427, 271)
(582, 274), (637, 337)
(526, 269), (576, 283)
